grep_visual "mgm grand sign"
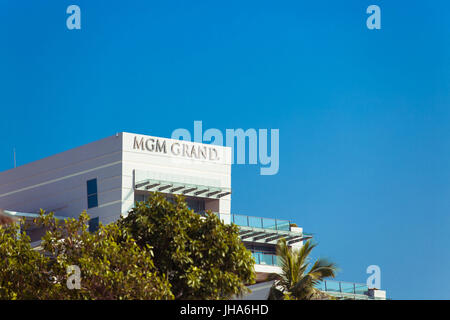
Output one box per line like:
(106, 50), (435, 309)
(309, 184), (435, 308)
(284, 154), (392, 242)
(133, 136), (220, 161)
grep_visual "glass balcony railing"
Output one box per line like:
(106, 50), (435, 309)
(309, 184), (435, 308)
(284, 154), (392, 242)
(315, 280), (369, 296)
(251, 256), (371, 298)
(231, 214), (291, 231)
(252, 251), (279, 266)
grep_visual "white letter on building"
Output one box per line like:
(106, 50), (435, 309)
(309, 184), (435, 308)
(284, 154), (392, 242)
(66, 5), (81, 30)
(366, 5), (381, 30)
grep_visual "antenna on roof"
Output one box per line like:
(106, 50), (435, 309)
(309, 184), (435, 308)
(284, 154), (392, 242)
(13, 148), (16, 168)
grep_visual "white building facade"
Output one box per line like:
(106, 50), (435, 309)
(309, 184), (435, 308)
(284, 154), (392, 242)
(0, 132), (385, 299)
(0, 132), (231, 224)
(0, 132), (306, 273)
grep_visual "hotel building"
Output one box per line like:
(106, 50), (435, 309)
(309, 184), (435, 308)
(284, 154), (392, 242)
(0, 132), (386, 300)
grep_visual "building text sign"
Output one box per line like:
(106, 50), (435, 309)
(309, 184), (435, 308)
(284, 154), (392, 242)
(133, 136), (220, 161)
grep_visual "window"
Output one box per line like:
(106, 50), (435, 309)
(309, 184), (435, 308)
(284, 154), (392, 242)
(89, 217), (99, 233)
(167, 196), (205, 213)
(86, 179), (98, 208)
(185, 198), (205, 213)
(135, 193), (146, 203)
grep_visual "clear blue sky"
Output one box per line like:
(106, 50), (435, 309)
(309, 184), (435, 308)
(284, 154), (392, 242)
(1, 1), (449, 299)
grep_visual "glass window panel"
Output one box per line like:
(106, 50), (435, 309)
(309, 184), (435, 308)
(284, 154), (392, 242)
(186, 198), (205, 213)
(135, 194), (145, 203)
(325, 281), (341, 292)
(232, 214), (248, 227)
(89, 217), (99, 233)
(230, 214), (292, 231)
(354, 284), (368, 295)
(253, 245), (275, 253)
(341, 282), (355, 294)
(273, 255), (279, 266)
(252, 252), (261, 264)
(86, 179), (97, 196)
(262, 218), (277, 230)
(248, 216), (262, 228)
(87, 179), (98, 208)
(261, 253), (273, 265)
(276, 220), (290, 231)
(87, 194), (98, 209)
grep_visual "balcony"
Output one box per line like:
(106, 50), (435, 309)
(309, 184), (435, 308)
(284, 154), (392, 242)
(248, 255), (378, 300)
(315, 280), (373, 299)
(252, 251), (279, 266)
(221, 213), (311, 245)
(230, 214), (291, 231)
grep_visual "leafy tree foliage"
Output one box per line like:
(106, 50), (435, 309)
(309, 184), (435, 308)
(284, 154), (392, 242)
(0, 211), (173, 300)
(0, 221), (52, 299)
(268, 238), (337, 300)
(119, 193), (255, 299)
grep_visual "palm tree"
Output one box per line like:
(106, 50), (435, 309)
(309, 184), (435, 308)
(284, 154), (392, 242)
(267, 238), (337, 300)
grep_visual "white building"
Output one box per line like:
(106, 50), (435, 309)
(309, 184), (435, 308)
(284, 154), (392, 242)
(0, 132), (385, 299)
(0, 132), (230, 223)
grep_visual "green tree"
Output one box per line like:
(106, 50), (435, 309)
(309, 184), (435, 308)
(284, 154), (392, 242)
(118, 193), (255, 299)
(0, 221), (52, 299)
(35, 211), (174, 299)
(268, 238), (337, 300)
(0, 211), (174, 300)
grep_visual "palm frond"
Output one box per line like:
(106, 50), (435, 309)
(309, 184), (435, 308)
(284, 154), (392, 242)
(267, 285), (284, 300)
(308, 258), (337, 282)
(268, 238), (338, 300)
